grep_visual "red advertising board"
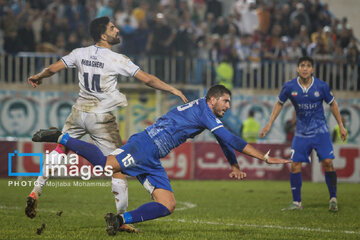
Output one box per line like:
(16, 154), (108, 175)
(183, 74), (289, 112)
(193, 142), (311, 180)
(2, 141), (359, 182)
(162, 142), (192, 179)
(312, 145), (360, 182)
(0, 141), (17, 177)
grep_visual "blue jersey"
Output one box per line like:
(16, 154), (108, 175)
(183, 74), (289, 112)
(278, 77), (334, 137)
(145, 98), (247, 165)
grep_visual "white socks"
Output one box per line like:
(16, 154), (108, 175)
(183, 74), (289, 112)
(112, 177), (128, 214)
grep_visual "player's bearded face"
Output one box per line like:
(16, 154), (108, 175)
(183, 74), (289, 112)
(105, 23), (121, 45)
(212, 94), (231, 118)
(105, 33), (120, 45)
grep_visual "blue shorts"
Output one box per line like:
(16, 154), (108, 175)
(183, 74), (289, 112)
(291, 132), (334, 163)
(115, 131), (172, 193)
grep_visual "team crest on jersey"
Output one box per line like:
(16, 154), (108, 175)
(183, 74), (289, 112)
(314, 91), (320, 97)
(291, 91), (298, 96)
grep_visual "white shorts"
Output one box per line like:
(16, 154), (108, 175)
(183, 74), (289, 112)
(62, 107), (122, 155)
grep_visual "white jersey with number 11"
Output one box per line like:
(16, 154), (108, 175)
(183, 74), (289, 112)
(61, 45), (140, 113)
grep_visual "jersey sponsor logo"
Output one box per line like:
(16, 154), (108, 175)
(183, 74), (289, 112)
(297, 103), (318, 110)
(216, 118), (222, 124)
(291, 91), (298, 96)
(314, 91), (320, 97)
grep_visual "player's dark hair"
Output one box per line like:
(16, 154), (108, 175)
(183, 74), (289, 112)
(9, 102), (28, 116)
(89, 17), (110, 42)
(297, 56), (314, 66)
(206, 85), (231, 101)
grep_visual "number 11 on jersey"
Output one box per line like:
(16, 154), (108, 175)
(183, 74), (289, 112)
(83, 72), (102, 92)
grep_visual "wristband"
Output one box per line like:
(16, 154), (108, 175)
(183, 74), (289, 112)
(264, 150), (270, 161)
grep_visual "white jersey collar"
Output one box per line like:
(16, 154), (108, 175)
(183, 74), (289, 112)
(297, 76), (314, 93)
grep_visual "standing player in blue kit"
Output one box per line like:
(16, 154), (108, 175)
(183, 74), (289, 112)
(32, 85), (291, 235)
(260, 56), (347, 212)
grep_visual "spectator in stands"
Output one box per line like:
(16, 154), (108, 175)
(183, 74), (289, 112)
(132, 1), (150, 24)
(96, 0), (115, 19)
(41, 21), (58, 45)
(18, 21), (35, 52)
(287, 39), (303, 61)
(212, 16), (228, 36)
(290, 2), (310, 31)
(146, 13), (175, 56)
(241, 109), (260, 143)
(216, 54), (234, 90)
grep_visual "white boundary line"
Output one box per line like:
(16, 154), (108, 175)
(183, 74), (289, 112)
(157, 218), (360, 235)
(2, 204), (359, 235)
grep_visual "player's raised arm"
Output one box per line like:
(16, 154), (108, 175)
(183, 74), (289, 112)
(134, 70), (188, 103)
(241, 144), (291, 164)
(259, 101), (284, 138)
(330, 100), (348, 141)
(213, 127), (291, 165)
(27, 60), (66, 88)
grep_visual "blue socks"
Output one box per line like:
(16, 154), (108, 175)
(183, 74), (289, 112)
(59, 133), (107, 168)
(122, 202), (171, 224)
(325, 171), (337, 199)
(290, 172), (302, 202)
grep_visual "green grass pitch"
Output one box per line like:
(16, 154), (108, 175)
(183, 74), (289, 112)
(0, 178), (359, 239)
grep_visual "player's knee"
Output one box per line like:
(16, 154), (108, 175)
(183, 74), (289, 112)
(321, 159), (334, 171)
(157, 198), (176, 213)
(105, 156), (122, 173)
(291, 162), (302, 173)
(164, 199), (176, 213)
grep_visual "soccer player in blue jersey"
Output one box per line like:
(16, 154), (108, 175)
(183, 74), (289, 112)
(260, 56), (347, 212)
(32, 85), (291, 235)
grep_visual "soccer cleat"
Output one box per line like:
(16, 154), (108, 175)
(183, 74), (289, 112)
(25, 192), (39, 218)
(32, 127), (62, 143)
(104, 213), (123, 236)
(119, 224), (140, 233)
(281, 202), (303, 211)
(329, 198), (338, 212)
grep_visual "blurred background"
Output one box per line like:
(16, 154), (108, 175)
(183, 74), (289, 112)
(0, 0), (359, 182)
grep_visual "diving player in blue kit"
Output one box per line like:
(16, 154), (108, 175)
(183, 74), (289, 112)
(32, 85), (291, 235)
(260, 56), (347, 212)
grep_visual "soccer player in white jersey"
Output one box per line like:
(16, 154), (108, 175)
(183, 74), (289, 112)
(25, 16), (188, 232)
(260, 56), (347, 212)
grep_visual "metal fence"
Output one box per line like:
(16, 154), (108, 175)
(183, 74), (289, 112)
(0, 54), (359, 91)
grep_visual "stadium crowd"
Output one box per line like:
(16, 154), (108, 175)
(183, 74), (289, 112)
(0, 0), (359, 66)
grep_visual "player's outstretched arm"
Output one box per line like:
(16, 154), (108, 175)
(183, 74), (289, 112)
(134, 70), (188, 103)
(259, 101), (283, 138)
(242, 144), (292, 164)
(27, 60), (66, 88)
(330, 100), (348, 141)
